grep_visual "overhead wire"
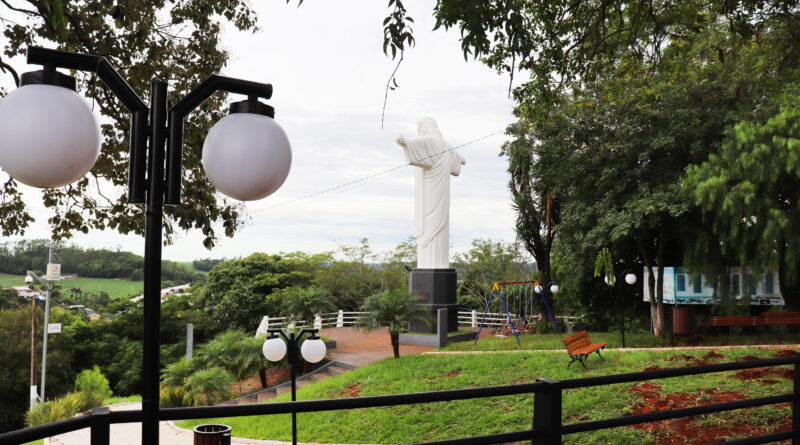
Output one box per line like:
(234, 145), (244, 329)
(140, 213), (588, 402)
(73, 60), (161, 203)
(250, 129), (506, 213)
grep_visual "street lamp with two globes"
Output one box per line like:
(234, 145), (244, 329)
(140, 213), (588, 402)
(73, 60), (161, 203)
(533, 281), (561, 334)
(0, 46), (293, 445)
(604, 270), (638, 348)
(262, 329), (327, 445)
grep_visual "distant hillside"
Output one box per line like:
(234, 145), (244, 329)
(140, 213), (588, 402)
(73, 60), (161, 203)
(0, 240), (203, 284)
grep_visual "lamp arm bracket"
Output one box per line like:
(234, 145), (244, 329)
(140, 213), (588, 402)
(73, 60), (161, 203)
(164, 74), (273, 205)
(26, 47), (146, 112)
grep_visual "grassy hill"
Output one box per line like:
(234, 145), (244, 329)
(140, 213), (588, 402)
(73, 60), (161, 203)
(0, 273), (143, 299)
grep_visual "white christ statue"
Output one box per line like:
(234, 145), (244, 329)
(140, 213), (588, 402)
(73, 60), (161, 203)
(396, 117), (466, 269)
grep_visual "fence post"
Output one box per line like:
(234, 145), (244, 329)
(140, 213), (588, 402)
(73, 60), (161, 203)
(532, 377), (561, 445)
(314, 314), (322, 330)
(471, 310), (477, 328)
(90, 406), (110, 445)
(337, 310), (344, 327)
(794, 356), (799, 444)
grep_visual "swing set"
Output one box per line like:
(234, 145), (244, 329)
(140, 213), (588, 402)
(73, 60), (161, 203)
(473, 280), (561, 346)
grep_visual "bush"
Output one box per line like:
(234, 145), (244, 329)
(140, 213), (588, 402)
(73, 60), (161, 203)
(27, 392), (82, 426)
(74, 366), (112, 410)
(159, 385), (187, 408)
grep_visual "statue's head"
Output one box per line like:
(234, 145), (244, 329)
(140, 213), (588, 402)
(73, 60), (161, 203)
(417, 117), (443, 139)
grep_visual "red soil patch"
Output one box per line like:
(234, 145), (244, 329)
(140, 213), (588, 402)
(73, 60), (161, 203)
(338, 383), (362, 398)
(626, 383), (790, 444)
(775, 349), (798, 357)
(702, 351), (724, 360)
(667, 354), (709, 366)
(440, 371), (461, 378)
(739, 355), (761, 361)
(731, 367), (793, 381)
(644, 367), (663, 371)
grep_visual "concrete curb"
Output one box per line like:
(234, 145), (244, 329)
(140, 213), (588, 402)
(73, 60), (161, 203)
(424, 344), (800, 354)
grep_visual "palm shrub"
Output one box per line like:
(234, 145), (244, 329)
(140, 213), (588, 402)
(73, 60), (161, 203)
(196, 330), (277, 390)
(357, 289), (429, 358)
(160, 358), (195, 407)
(280, 286), (336, 327)
(182, 367), (235, 407)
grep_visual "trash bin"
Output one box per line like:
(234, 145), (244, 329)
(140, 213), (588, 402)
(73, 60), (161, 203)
(193, 424), (231, 445)
(672, 307), (691, 335)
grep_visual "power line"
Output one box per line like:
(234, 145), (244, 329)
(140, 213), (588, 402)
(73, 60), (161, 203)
(251, 129), (505, 213)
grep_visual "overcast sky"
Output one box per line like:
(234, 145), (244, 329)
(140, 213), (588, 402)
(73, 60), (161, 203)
(2, 1), (526, 263)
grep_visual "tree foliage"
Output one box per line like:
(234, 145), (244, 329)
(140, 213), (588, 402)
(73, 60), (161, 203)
(0, 0), (259, 247)
(195, 253), (322, 331)
(452, 238), (531, 311)
(686, 94), (800, 309)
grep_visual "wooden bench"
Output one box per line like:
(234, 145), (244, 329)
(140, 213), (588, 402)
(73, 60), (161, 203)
(562, 330), (606, 369)
(760, 312), (800, 325)
(708, 316), (760, 327)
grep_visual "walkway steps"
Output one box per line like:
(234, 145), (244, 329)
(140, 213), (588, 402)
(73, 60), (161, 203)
(225, 360), (357, 406)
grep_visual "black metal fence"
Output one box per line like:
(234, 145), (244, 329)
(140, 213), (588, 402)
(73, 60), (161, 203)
(2, 355), (798, 445)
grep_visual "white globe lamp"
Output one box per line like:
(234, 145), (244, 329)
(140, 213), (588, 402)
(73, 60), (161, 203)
(0, 83), (99, 188)
(202, 111), (291, 201)
(533, 285), (542, 294)
(262, 336), (287, 362)
(550, 283), (560, 294)
(604, 275), (616, 286)
(300, 337), (327, 364)
(625, 273), (637, 285)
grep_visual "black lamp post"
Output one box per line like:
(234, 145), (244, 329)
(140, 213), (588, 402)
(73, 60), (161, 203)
(0, 47), (293, 445)
(262, 328), (327, 445)
(604, 270), (638, 348)
(533, 281), (561, 335)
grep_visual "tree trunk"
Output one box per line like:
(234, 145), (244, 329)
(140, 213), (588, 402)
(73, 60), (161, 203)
(653, 229), (667, 337)
(258, 368), (267, 389)
(390, 331), (400, 359)
(778, 244), (800, 310)
(638, 237), (665, 337)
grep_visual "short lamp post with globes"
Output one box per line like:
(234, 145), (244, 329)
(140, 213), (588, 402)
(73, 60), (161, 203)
(262, 328), (327, 445)
(533, 281), (561, 335)
(603, 270), (638, 349)
(0, 47), (293, 445)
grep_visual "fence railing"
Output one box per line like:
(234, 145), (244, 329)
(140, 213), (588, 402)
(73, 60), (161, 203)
(3, 356), (798, 444)
(258, 310), (578, 333)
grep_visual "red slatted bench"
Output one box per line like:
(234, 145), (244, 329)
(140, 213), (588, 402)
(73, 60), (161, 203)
(760, 312), (800, 325)
(562, 330), (606, 369)
(708, 316), (760, 327)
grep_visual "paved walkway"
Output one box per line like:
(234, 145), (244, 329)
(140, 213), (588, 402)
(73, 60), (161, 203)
(318, 326), (435, 366)
(49, 327), (437, 445)
(47, 402), (368, 445)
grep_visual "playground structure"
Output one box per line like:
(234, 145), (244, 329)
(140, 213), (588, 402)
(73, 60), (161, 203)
(473, 280), (561, 346)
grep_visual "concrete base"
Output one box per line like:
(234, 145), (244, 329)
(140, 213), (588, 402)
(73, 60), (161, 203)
(409, 268), (458, 333)
(400, 308), (466, 347)
(399, 331), (475, 347)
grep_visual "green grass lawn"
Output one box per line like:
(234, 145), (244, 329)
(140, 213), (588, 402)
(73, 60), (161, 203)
(0, 273), (143, 298)
(440, 331), (800, 351)
(178, 347), (796, 444)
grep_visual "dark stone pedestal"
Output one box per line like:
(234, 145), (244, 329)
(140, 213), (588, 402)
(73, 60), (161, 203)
(409, 268), (458, 333)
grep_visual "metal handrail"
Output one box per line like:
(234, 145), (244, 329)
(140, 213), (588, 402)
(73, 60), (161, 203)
(2, 356), (797, 444)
